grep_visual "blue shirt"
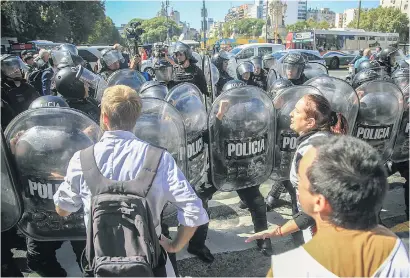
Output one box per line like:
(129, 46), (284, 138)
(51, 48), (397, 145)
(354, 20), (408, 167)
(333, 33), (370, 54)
(354, 56), (369, 69)
(53, 130), (209, 236)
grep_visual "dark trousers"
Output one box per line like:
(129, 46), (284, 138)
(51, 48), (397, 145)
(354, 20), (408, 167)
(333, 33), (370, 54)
(161, 222), (179, 277)
(26, 237), (85, 271)
(189, 183), (268, 247)
(1, 228), (23, 277)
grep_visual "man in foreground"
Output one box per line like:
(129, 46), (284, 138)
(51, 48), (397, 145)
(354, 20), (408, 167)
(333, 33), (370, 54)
(53, 85), (209, 276)
(249, 136), (409, 277)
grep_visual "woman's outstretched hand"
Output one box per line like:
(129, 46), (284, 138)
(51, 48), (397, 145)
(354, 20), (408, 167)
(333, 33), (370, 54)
(245, 226), (281, 243)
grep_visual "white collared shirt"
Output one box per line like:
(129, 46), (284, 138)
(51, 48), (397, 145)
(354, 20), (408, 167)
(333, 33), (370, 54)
(53, 130), (209, 236)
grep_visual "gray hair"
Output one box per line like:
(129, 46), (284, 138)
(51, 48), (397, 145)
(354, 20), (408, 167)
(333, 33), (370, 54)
(307, 135), (388, 230)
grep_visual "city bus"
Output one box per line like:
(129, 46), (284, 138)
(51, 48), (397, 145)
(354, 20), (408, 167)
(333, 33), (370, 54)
(285, 28), (400, 69)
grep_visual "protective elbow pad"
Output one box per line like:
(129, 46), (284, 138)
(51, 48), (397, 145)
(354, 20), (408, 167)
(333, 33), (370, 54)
(293, 211), (315, 230)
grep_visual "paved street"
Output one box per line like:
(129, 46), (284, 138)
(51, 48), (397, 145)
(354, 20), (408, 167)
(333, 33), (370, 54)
(11, 68), (409, 277)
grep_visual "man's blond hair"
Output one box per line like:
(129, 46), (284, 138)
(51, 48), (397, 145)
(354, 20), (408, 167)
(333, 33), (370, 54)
(364, 48), (372, 57)
(100, 85), (142, 131)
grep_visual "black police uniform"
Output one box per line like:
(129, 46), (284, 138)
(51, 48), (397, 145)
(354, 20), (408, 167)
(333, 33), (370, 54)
(251, 70), (268, 90)
(1, 79), (39, 115)
(212, 51), (233, 96)
(168, 62), (208, 97)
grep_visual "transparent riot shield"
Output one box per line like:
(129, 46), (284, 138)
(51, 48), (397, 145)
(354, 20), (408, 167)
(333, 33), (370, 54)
(75, 65), (108, 102)
(391, 85), (409, 163)
(107, 68), (146, 92)
(271, 86), (323, 181)
(305, 76), (359, 135)
(166, 85), (207, 186)
(226, 57), (239, 79)
(304, 62), (328, 80)
(1, 129), (23, 232)
(5, 108), (101, 240)
(353, 80), (404, 162)
(133, 98), (187, 220)
(192, 52), (202, 70)
(266, 68), (278, 91)
(139, 81), (168, 100)
(133, 98), (187, 176)
(208, 86), (275, 191)
(166, 82), (205, 107)
(203, 56), (219, 102)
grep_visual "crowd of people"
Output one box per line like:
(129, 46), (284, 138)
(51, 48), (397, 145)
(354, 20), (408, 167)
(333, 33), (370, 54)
(1, 40), (409, 277)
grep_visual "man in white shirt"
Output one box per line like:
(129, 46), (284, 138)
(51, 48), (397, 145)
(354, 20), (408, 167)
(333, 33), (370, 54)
(53, 85), (209, 276)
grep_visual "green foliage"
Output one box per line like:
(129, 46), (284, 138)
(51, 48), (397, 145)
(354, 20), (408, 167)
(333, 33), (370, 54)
(222, 18), (265, 37)
(1, 1), (106, 44)
(286, 20), (330, 32)
(87, 16), (123, 45)
(347, 7), (409, 42)
(125, 17), (182, 44)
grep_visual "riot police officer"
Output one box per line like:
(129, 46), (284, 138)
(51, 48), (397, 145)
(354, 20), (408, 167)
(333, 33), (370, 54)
(392, 68), (409, 91)
(352, 68), (392, 89)
(168, 41), (208, 97)
(236, 61), (257, 85)
(281, 52), (307, 85)
(250, 56), (268, 90)
(1, 55), (39, 115)
(98, 48), (123, 81)
(377, 46), (402, 75)
(8, 96), (93, 277)
(55, 67), (101, 123)
(266, 79), (293, 101)
(356, 60), (383, 74)
(212, 50), (233, 95)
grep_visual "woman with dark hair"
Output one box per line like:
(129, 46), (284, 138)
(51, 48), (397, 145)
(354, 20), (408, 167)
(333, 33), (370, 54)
(246, 93), (348, 245)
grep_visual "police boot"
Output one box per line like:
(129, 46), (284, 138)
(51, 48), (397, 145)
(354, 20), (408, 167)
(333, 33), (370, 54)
(27, 255), (67, 277)
(187, 223), (215, 263)
(265, 181), (285, 211)
(246, 194), (273, 256)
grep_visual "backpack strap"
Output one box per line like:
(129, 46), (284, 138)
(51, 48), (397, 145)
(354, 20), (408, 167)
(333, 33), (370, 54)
(80, 144), (164, 197)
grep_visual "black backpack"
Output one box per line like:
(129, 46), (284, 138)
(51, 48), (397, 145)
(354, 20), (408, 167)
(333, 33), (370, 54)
(80, 144), (166, 277)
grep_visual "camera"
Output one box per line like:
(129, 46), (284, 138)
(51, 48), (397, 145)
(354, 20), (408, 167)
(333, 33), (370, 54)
(125, 22), (143, 41)
(153, 42), (168, 59)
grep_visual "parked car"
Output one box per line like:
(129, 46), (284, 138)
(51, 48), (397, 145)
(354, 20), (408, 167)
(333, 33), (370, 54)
(322, 51), (356, 69)
(229, 43), (285, 63)
(271, 49), (326, 66)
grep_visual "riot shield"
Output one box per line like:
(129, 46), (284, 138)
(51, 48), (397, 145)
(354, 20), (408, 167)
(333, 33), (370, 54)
(107, 69), (146, 92)
(271, 86), (323, 181)
(1, 129), (23, 232)
(391, 85), (409, 163)
(166, 82), (205, 107)
(226, 57), (239, 79)
(166, 85), (207, 186)
(304, 62), (328, 78)
(208, 85), (275, 191)
(192, 52), (202, 70)
(203, 56), (219, 102)
(75, 65), (108, 102)
(4, 108), (100, 241)
(305, 76), (359, 135)
(266, 68), (278, 91)
(133, 97), (187, 176)
(353, 80), (404, 162)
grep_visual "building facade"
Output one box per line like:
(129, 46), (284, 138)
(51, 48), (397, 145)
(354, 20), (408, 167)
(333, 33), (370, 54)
(343, 8), (358, 28)
(335, 13), (344, 28)
(380, 0), (409, 16)
(306, 8), (336, 26)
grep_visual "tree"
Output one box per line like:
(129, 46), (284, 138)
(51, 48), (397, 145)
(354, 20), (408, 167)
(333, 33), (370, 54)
(87, 16), (123, 45)
(222, 18), (265, 37)
(1, 1), (105, 44)
(286, 20), (330, 33)
(125, 17), (181, 44)
(347, 7), (409, 42)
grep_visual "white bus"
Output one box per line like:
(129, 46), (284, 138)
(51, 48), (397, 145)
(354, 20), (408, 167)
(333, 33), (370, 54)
(285, 28), (400, 69)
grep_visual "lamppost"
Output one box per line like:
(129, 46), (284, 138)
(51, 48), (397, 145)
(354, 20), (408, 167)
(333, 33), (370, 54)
(356, 0), (361, 29)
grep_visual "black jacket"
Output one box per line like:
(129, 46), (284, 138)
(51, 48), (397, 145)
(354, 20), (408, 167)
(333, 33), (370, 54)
(168, 63), (208, 97)
(1, 80), (39, 115)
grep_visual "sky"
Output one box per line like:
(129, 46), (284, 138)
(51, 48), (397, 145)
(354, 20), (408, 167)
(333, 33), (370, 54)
(105, 0), (380, 30)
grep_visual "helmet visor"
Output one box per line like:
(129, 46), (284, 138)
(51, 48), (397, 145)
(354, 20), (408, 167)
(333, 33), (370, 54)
(103, 50), (123, 67)
(283, 63), (303, 80)
(390, 51), (405, 67)
(51, 50), (74, 67)
(1, 56), (27, 78)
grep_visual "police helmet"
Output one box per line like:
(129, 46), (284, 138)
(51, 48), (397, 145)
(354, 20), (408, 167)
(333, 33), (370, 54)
(29, 96), (69, 109)
(250, 56), (263, 71)
(138, 81), (168, 99)
(236, 61), (255, 81)
(357, 60), (381, 73)
(55, 67), (86, 99)
(212, 50), (230, 71)
(222, 79), (247, 92)
(378, 47), (400, 66)
(100, 48), (123, 69)
(0, 55), (27, 80)
(282, 52), (305, 80)
(352, 69), (392, 89)
(268, 79), (293, 98)
(58, 44), (78, 55)
(263, 54), (276, 70)
(173, 41), (196, 63)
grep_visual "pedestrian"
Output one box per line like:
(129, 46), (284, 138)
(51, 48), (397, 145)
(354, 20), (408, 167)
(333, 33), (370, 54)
(54, 85), (209, 276)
